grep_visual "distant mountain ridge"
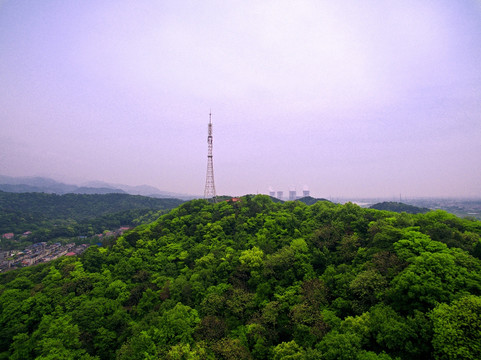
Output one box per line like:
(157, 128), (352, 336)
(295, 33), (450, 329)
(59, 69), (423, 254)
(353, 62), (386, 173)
(0, 175), (195, 199)
(0, 183), (126, 195)
(82, 180), (191, 198)
(369, 201), (430, 214)
(297, 196), (330, 205)
(0, 191), (185, 241)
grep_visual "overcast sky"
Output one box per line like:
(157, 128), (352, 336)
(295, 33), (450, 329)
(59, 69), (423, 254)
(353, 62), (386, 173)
(1, 0), (481, 198)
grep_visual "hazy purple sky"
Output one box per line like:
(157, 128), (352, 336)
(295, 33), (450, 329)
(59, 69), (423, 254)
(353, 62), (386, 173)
(1, 0), (481, 198)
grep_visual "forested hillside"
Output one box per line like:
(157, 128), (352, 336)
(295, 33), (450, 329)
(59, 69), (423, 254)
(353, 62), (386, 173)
(1, 195), (481, 359)
(0, 192), (184, 247)
(369, 202), (430, 214)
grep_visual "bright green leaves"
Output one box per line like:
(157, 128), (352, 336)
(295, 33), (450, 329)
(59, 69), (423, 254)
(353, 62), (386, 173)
(104, 279), (129, 302)
(33, 315), (96, 360)
(166, 342), (213, 360)
(290, 238), (309, 253)
(272, 340), (305, 360)
(118, 303), (202, 358)
(431, 295), (481, 360)
(389, 228), (481, 313)
(116, 331), (157, 360)
(158, 303), (200, 346)
(394, 229), (447, 261)
(334, 305), (431, 359)
(389, 252), (469, 312)
(240, 246), (264, 270)
(315, 330), (363, 360)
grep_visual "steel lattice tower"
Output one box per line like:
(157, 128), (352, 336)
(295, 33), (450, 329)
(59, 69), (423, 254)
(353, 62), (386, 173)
(204, 112), (217, 200)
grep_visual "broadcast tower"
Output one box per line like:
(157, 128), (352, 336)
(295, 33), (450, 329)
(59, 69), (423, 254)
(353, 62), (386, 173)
(204, 112), (217, 200)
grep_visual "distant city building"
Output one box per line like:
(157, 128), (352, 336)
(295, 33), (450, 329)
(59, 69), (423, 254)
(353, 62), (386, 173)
(270, 186), (310, 200)
(268, 187), (275, 197)
(289, 190), (296, 201)
(2, 233), (14, 239)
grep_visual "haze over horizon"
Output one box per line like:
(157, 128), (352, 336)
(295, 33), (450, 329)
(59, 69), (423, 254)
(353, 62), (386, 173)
(1, 1), (481, 198)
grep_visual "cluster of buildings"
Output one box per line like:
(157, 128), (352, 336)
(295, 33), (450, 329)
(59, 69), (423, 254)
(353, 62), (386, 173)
(0, 226), (133, 272)
(1, 231), (32, 240)
(269, 188), (310, 201)
(0, 242), (90, 272)
(95, 226), (131, 239)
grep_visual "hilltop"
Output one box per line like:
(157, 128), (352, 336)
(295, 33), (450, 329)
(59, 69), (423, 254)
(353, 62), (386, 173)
(369, 201), (430, 214)
(296, 196), (330, 205)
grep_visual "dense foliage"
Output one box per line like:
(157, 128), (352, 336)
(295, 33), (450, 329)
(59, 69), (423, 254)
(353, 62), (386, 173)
(0, 191), (184, 248)
(369, 202), (430, 214)
(1, 195), (481, 359)
(296, 197), (330, 206)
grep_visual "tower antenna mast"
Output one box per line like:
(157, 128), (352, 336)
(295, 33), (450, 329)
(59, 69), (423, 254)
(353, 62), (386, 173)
(204, 111), (217, 201)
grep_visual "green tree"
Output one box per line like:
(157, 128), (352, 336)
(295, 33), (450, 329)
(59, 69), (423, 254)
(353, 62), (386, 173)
(389, 251), (479, 312)
(315, 331), (362, 360)
(349, 270), (387, 313)
(156, 303), (200, 347)
(431, 295), (481, 359)
(166, 342), (213, 359)
(32, 314), (97, 360)
(116, 331), (157, 360)
(272, 340), (305, 360)
(211, 338), (251, 360)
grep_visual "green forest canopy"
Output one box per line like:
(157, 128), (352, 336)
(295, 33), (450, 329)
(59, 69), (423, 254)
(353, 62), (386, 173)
(0, 191), (184, 247)
(1, 195), (481, 359)
(369, 202), (430, 214)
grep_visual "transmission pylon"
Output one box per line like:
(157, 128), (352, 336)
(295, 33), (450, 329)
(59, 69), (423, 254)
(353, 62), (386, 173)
(204, 111), (217, 201)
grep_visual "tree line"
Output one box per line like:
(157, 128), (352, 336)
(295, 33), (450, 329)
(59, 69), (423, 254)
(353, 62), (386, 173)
(0, 191), (183, 249)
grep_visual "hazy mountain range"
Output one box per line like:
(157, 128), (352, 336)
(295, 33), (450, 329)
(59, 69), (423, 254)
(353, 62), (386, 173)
(0, 175), (195, 200)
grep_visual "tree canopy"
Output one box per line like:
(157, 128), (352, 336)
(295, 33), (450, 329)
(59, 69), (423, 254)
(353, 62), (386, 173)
(0, 191), (183, 249)
(1, 195), (480, 359)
